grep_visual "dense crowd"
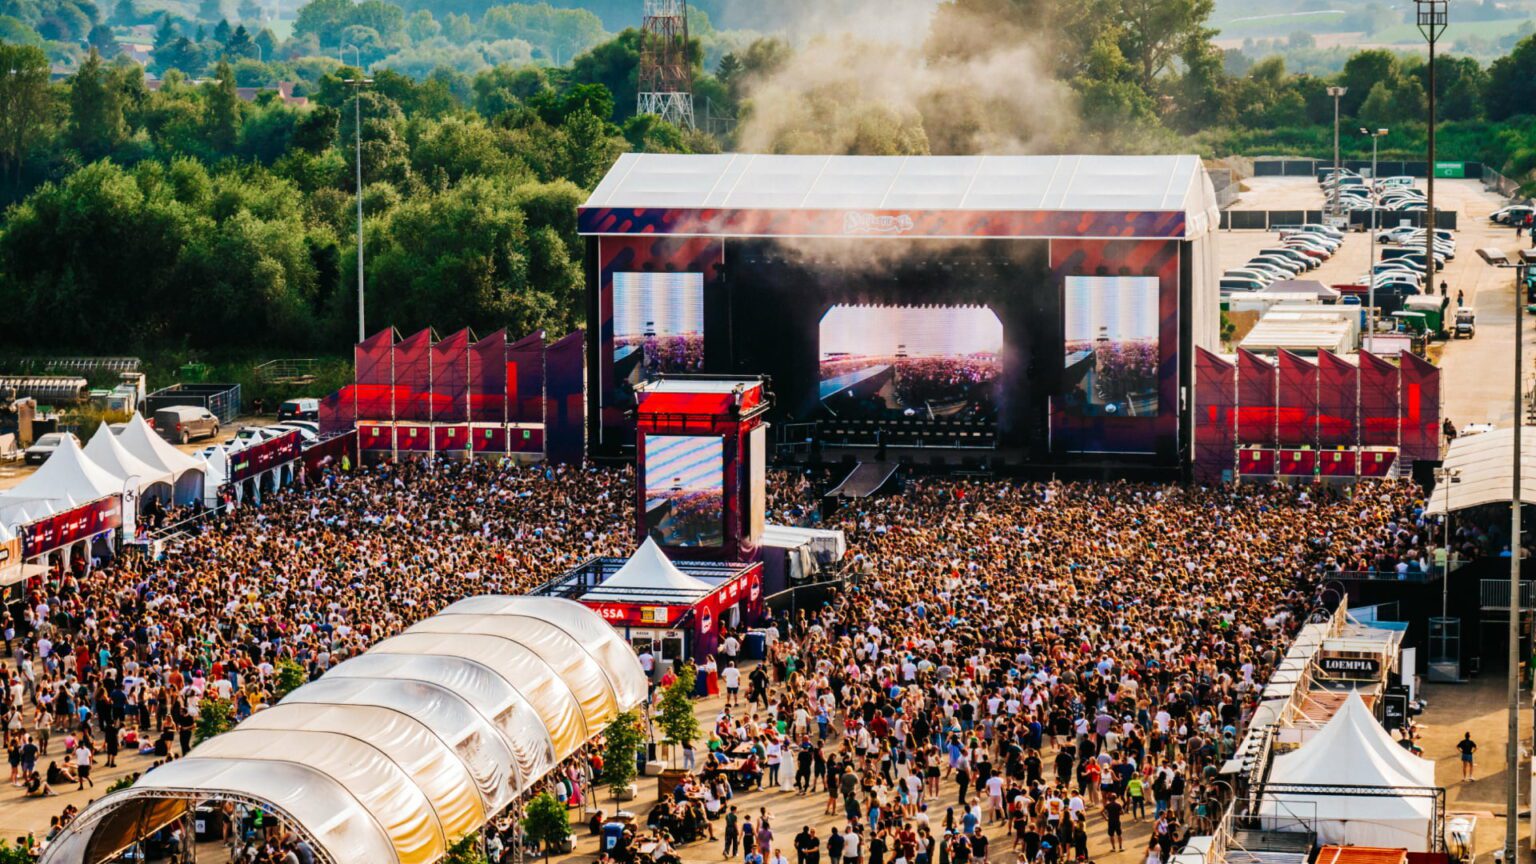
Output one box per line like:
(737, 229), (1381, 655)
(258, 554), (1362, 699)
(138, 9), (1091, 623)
(0, 456), (1435, 863)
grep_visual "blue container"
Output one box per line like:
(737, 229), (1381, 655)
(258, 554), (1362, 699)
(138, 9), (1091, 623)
(744, 632), (767, 661)
(602, 823), (625, 851)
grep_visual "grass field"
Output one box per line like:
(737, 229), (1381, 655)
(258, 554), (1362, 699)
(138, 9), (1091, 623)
(1368, 16), (1531, 44)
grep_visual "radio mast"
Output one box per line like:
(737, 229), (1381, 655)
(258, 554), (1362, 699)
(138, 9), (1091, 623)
(637, 0), (694, 129)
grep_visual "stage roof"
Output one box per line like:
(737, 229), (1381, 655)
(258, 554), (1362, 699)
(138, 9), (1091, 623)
(578, 154), (1220, 241)
(1426, 426), (1536, 514)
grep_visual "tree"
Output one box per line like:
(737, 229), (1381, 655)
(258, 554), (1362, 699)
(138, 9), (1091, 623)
(656, 662), (700, 764)
(0, 42), (51, 188)
(88, 22), (117, 54)
(568, 28), (641, 120)
(1116, 0), (1215, 91)
(195, 696), (235, 743)
(69, 49), (127, 160)
(1337, 49), (1398, 116)
(197, 0), (225, 23)
(203, 61), (241, 154)
(521, 791), (570, 862)
(1486, 33), (1536, 121)
(273, 657), (308, 699)
(600, 710), (643, 796)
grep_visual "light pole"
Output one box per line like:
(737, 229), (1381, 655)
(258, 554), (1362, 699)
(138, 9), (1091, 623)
(1326, 86), (1347, 219)
(1476, 245), (1536, 864)
(342, 44), (370, 343)
(1362, 128), (1389, 339)
(1434, 465), (1460, 616)
(1418, 0), (1447, 299)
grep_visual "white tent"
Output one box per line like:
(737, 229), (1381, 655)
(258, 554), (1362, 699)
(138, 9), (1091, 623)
(41, 596), (646, 864)
(118, 413), (207, 505)
(0, 435), (121, 510)
(1261, 691), (1437, 849)
(581, 537), (715, 602)
(84, 426), (172, 498)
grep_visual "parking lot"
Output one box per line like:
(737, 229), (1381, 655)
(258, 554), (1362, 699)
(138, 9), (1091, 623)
(1221, 175), (1533, 428)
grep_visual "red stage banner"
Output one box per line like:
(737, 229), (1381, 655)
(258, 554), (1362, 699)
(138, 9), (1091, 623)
(20, 496), (122, 558)
(1359, 351), (1400, 447)
(1193, 348), (1235, 483)
(393, 329), (433, 422)
(395, 424), (431, 452)
(508, 331), (545, 423)
(1318, 449), (1356, 477)
(1359, 448), (1397, 477)
(1276, 350), (1318, 448)
(319, 386), (356, 436)
(1317, 350), (1358, 448)
(470, 330), (508, 424)
(359, 423), (395, 451)
(1277, 449), (1317, 476)
(431, 329), (470, 423)
(1237, 350), (1277, 447)
(1400, 351), (1441, 465)
(1238, 447), (1276, 476)
(433, 424), (470, 454)
(355, 329), (394, 421)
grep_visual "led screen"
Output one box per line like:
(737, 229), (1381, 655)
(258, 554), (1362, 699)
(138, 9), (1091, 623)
(644, 435), (724, 547)
(818, 304), (1003, 420)
(1062, 276), (1160, 417)
(613, 272), (705, 391)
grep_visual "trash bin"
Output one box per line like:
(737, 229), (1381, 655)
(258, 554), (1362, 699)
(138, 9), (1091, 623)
(602, 823), (625, 852)
(193, 806), (221, 842)
(744, 631), (767, 660)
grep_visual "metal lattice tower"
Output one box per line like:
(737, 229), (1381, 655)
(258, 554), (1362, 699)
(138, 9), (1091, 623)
(637, 0), (694, 129)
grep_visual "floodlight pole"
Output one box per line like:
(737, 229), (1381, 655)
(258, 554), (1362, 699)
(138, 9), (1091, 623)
(1418, 0), (1447, 303)
(1326, 87), (1347, 218)
(1479, 247), (1531, 864)
(1363, 128), (1388, 337)
(343, 44), (368, 342)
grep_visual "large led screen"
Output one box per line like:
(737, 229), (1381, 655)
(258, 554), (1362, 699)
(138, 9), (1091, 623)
(644, 435), (724, 547)
(613, 272), (705, 389)
(818, 305), (1003, 420)
(1062, 276), (1160, 417)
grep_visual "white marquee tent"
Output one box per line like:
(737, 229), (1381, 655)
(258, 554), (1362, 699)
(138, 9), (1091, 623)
(83, 426), (172, 499)
(1260, 691), (1437, 850)
(0, 435), (122, 536)
(41, 595), (647, 864)
(117, 413), (207, 505)
(581, 536), (716, 602)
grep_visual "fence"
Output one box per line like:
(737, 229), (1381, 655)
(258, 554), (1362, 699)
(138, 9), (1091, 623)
(1483, 164), (1529, 200)
(1220, 209), (1457, 230)
(1251, 158), (1483, 180)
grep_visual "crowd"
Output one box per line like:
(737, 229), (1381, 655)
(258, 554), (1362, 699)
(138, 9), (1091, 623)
(0, 454), (1436, 863)
(627, 477), (1430, 864)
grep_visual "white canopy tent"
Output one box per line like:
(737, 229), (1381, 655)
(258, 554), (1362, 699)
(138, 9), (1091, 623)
(761, 524), (847, 566)
(1260, 691), (1437, 850)
(117, 413), (207, 506)
(83, 426), (172, 500)
(0, 435), (126, 538)
(1426, 427), (1536, 514)
(41, 595), (646, 864)
(581, 537), (716, 602)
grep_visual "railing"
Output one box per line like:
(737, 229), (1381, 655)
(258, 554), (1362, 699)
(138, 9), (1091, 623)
(1480, 578), (1533, 609)
(1326, 567), (1434, 583)
(16, 356), (140, 374)
(254, 358), (320, 384)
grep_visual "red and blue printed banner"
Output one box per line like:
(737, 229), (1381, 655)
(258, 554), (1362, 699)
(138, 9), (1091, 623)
(20, 495), (122, 558)
(578, 207), (1190, 240)
(229, 431), (303, 482)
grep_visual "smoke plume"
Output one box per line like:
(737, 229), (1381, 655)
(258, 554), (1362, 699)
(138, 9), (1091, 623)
(730, 0), (1081, 156)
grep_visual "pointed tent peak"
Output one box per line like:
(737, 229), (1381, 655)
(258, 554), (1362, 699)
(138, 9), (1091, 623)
(84, 424), (171, 488)
(4, 433), (122, 505)
(118, 412), (204, 478)
(582, 537), (716, 601)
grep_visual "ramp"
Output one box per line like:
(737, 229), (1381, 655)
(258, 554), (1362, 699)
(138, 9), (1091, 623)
(825, 461), (898, 499)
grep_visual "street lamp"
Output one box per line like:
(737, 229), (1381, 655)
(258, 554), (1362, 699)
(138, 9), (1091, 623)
(1475, 244), (1536, 864)
(1362, 128), (1389, 339)
(1325, 86), (1347, 218)
(341, 44), (370, 343)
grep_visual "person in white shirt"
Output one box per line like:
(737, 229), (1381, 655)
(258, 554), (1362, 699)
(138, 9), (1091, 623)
(985, 774), (1005, 820)
(722, 662), (741, 706)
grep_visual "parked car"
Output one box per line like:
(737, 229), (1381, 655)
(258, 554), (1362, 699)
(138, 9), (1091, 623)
(154, 406), (220, 445)
(279, 420), (319, 435)
(265, 424), (318, 444)
(1225, 268), (1276, 285)
(234, 426), (280, 444)
(1492, 205), (1535, 225)
(1258, 247), (1318, 270)
(277, 398), (320, 423)
(24, 432), (80, 465)
(1221, 277), (1266, 292)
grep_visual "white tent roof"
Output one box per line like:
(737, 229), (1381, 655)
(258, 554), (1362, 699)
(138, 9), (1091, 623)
(1261, 691), (1436, 849)
(83, 425), (172, 492)
(582, 154), (1220, 239)
(1, 435), (120, 508)
(581, 537), (716, 601)
(118, 412), (205, 480)
(761, 524), (848, 564)
(42, 596), (645, 864)
(1427, 427), (1536, 514)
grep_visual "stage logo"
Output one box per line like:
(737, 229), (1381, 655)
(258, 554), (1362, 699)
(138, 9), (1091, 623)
(843, 212), (914, 235)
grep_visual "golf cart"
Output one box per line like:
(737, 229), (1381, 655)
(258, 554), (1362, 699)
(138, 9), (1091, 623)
(1454, 307), (1475, 338)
